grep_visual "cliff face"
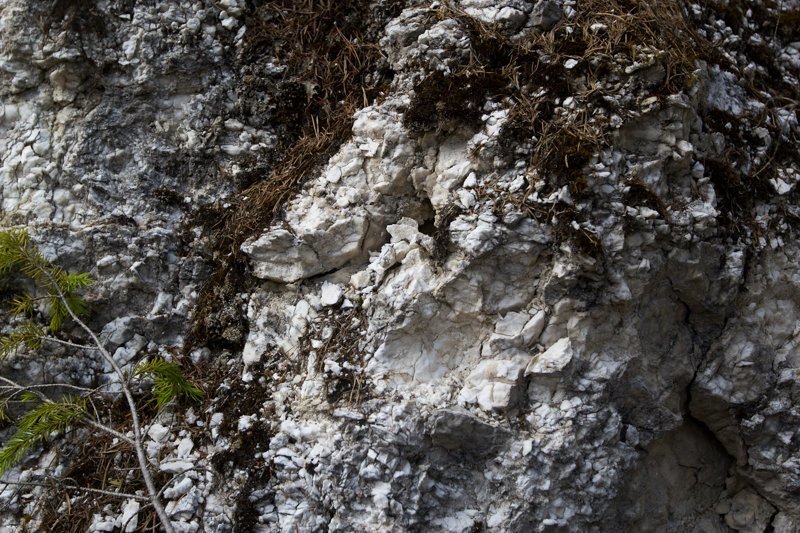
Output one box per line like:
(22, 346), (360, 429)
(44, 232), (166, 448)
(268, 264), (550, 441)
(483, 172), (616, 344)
(1, 1), (800, 531)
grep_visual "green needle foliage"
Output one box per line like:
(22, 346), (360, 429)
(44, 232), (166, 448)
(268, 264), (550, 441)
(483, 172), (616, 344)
(0, 229), (93, 355)
(0, 320), (44, 359)
(135, 357), (205, 409)
(0, 396), (86, 475)
(0, 229), (202, 497)
(0, 399), (9, 423)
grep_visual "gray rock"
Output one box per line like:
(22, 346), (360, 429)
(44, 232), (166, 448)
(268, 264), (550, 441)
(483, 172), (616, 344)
(724, 489), (776, 533)
(429, 409), (510, 455)
(531, 0), (562, 30)
(3, 0), (800, 532)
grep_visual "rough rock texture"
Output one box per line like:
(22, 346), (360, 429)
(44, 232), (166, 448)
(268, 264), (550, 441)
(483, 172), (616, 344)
(2, 0), (800, 532)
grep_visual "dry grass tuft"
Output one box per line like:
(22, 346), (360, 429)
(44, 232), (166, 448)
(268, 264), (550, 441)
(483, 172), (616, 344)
(28, 351), (207, 532)
(505, 0), (711, 191)
(217, 107), (358, 259)
(33, 412), (162, 532)
(565, 0), (708, 91)
(406, 0), (800, 250)
(300, 307), (370, 405)
(217, 0), (398, 258)
(403, 0), (712, 254)
(188, 1), (402, 349)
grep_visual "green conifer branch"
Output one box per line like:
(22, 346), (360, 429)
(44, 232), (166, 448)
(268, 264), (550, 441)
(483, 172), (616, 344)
(0, 229), (176, 532)
(0, 398), (9, 423)
(0, 397), (86, 476)
(134, 357), (205, 409)
(0, 229), (92, 335)
(0, 229), (31, 275)
(0, 321), (45, 360)
(9, 294), (35, 317)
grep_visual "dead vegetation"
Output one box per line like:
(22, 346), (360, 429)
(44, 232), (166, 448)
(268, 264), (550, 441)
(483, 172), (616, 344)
(188, 0), (403, 349)
(299, 307), (370, 405)
(26, 396), (167, 532)
(403, 0), (799, 252)
(9, 347), (210, 532)
(402, 0), (711, 255)
(20, 353), (262, 531)
(32, 433), (161, 532)
(222, 0), (400, 257)
(222, 0), (401, 246)
(188, 0), (799, 351)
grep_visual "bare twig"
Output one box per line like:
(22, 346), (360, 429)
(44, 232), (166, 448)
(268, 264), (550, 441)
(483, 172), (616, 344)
(31, 264), (175, 533)
(41, 336), (99, 351)
(0, 479), (149, 502)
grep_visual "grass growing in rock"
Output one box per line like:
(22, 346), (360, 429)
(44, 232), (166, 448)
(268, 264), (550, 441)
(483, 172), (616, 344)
(311, 308), (370, 405)
(401, 0), (710, 255)
(404, 0), (800, 255)
(188, 0), (403, 350)
(0, 230), (204, 532)
(34, 426), (164, 532)
(223, 0), (402, 247)
(185, 0), (800, 354)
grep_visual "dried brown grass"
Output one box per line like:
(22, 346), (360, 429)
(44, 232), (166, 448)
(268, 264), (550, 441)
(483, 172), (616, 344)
(34, 415), (161, 532)
(189, 0), (400, 349)
(218, 0), (395, 257)
(565, 0), (708, 90)
(215, 106), (358, 259)
(300, 307), (369, 405)
(402, 0), (716, 253)
(413, 0), (710, 153)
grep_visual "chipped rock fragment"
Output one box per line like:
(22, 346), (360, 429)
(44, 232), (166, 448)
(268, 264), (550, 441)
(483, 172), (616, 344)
(526, 337), (573, 375)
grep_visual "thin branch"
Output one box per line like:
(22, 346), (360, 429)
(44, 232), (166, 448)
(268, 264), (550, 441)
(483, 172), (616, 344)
(34, 265), (175, 533)
(82, 418), (135, 447)
(155, 466), (214, 500)
(0, 479), (149, 502)
(0, 376), (48, 401)
(0, 376), (134, 446)
(40, 336), (99, 351)
(0, 382), (99, 394)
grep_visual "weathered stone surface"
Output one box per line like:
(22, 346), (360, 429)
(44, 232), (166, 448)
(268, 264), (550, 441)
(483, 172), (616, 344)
(531, 0), (562, 30)
(242, 217), (368, 283)
(3, 0), (800, 531)
(601, 421), (732, 531)
(460, 358), (528, 411)
(526, 337), (573, 375)
(429, 409), (510, 454)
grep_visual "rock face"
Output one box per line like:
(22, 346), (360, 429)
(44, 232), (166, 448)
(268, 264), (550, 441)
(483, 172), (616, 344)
(2, 0), (800, 532)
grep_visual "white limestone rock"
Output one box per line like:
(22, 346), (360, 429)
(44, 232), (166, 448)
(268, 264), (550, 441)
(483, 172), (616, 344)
(117, 500), (140, 533)
(724, 489), (776, 533)
(526, 337), (573, 375)
(531, 0), (562, 30)
(461, 358), (528, 411)
(147, 423), (170, 443)
(320, 282), (344, 307)
(242, 216), (368, 283)
(3, 0), (800, 531)
(461, 0), (533, 33)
